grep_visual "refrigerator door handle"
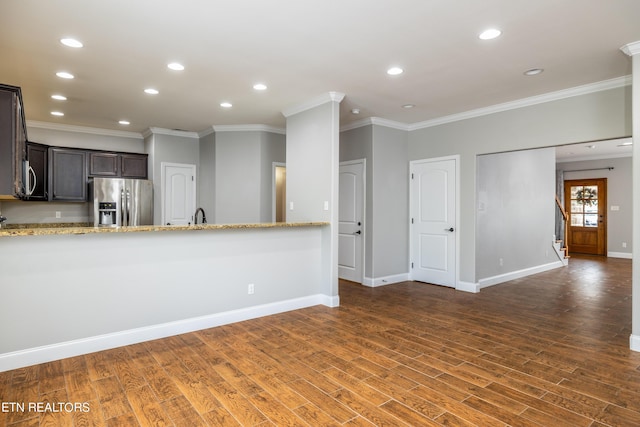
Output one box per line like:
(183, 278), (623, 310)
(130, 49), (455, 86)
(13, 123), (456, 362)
(120, 188), (126, 226)
(126, 189), (131, 226)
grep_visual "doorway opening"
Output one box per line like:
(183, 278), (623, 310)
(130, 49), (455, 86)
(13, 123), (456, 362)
(273, 164), (286, 222)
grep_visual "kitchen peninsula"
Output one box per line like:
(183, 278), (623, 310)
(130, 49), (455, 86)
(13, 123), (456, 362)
(0, 220), (334, 372)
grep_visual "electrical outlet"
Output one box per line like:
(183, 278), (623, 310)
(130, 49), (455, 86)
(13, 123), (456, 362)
(248, 283), (255, 295)
(55, 211), (61, 218)
(623, 242), (627, 248)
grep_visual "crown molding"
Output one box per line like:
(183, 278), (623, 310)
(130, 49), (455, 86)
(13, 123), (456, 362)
(143, 127), (200, 139)
(340, 117), (409, 132)
(26, 120), (143, 139)
(198, 126), (215, 138)
(282, 91), (345, 118)
(212, 124), (286, 134)
(621, 41), (640, 56)
(408, 75), (632, 131)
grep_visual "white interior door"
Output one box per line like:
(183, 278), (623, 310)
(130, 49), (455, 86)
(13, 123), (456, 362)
(339, 160), (365, 283)
(162, 163), (196, 226)
(410, 158), (456, 287)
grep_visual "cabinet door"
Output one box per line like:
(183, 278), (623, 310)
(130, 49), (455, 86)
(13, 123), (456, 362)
(25, 143), (48, 200)
(89, 151), (119, 177)
(49, 148), (87, 201)
(121, 153), (148, 178)
(0, 86), (26, 198)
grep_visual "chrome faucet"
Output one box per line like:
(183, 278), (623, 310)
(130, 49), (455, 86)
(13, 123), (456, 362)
(194, 208), (207, 224)
(0, 215), (6, 229)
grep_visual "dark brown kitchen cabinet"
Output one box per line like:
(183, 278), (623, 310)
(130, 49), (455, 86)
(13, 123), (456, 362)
(0, 84), (27, 199)
(88, 151), (119, 177)
(48, 148), (87, 202)
(24, 142), (48, 200)
(121, 153), (148, 178)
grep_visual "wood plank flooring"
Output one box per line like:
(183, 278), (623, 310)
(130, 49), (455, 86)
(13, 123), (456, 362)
(1, 255), (639, 426)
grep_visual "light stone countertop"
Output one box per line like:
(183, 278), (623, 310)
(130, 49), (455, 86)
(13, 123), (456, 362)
(0, 221), (329, 237)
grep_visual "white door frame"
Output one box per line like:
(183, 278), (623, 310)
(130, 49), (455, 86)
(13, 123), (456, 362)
(339, 159), (366, 284)
(409, 155), (460, 288)
(161, 162), (197, 226)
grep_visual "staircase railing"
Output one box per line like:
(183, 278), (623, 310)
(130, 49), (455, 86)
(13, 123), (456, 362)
(555, 195), (568, 254)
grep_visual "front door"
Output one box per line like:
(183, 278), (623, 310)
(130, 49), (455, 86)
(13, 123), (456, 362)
(410, 158), (457, 287)
(565, 178), (607, 255)
(162, 163), (196, 226)
(338, 160), (365, 283)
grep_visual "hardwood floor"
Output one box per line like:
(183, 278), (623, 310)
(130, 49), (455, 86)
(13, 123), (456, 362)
(1, 255), (639, 426)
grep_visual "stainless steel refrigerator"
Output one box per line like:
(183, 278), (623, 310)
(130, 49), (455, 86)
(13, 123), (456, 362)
(90, 178), (153, 227)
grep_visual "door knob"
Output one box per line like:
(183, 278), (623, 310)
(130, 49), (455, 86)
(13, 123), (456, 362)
(445, 227), (454, 232)
(354, 230), (362, 235)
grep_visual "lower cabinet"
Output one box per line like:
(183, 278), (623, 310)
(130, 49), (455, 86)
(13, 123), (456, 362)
(48, 148), (87, 202)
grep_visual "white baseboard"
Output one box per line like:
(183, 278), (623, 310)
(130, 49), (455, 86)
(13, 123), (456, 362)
(0, 294), (336, 373)
(456, 281), (480, 293)
(362, 273), (410, 287)
(478, 261), (564, 290)
(630, 334), (640, 352)
(608, 251), (632, 259)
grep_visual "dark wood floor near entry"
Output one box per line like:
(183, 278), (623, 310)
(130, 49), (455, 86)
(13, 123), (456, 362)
(1, 255), (639, 426)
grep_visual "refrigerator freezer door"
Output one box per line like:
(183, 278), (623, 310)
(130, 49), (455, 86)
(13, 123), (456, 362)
(92, 178), (124, 226)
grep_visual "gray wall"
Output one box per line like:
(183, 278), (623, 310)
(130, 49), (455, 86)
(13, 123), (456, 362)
(557, 155), (632, 256)
(477, 147), (557, 280)
(260, 131), (286, 222)
(214, 130), (285, 224)
(340, 125), (374, 278)
(339, 124), (409, 282)
(286, 101), (338, 222)
(371, 125), (409, 279)
(285, 95), (341, 298)
(198, 130), (216, 222)
(409, 86), (631, 283)
(146, 130), (200, 225)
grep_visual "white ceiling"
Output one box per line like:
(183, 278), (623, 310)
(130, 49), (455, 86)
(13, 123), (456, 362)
(1, 0), (639, 142)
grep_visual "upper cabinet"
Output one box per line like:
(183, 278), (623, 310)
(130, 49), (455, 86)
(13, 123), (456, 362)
(24, 142), (48, 201)
(0, 84), (27, 199)
(120, 153), (148, 178)
(88, 151), (147, 178)
(88, 151), (120, 177)
(48, 148), (87, 202)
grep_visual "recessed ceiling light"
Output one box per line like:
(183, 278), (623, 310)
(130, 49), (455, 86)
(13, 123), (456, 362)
(167, 62), (185, 71)
(351, 108), (360, 114)
(387, 67), (404, 76)
(51, 94), (67, 101)
(253, 83), (267, 91)
(60, 38), (83, 48)
(56, 71), (74, 79)
(51, 111), (64, 116)
(144, 88), (159, 95)
(479, 28), (502, 40)
(524, 68), (544, 76)
(220, 102), (232, 108)
(119, 120), (130, 125)
(402, 104), (415, 109)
